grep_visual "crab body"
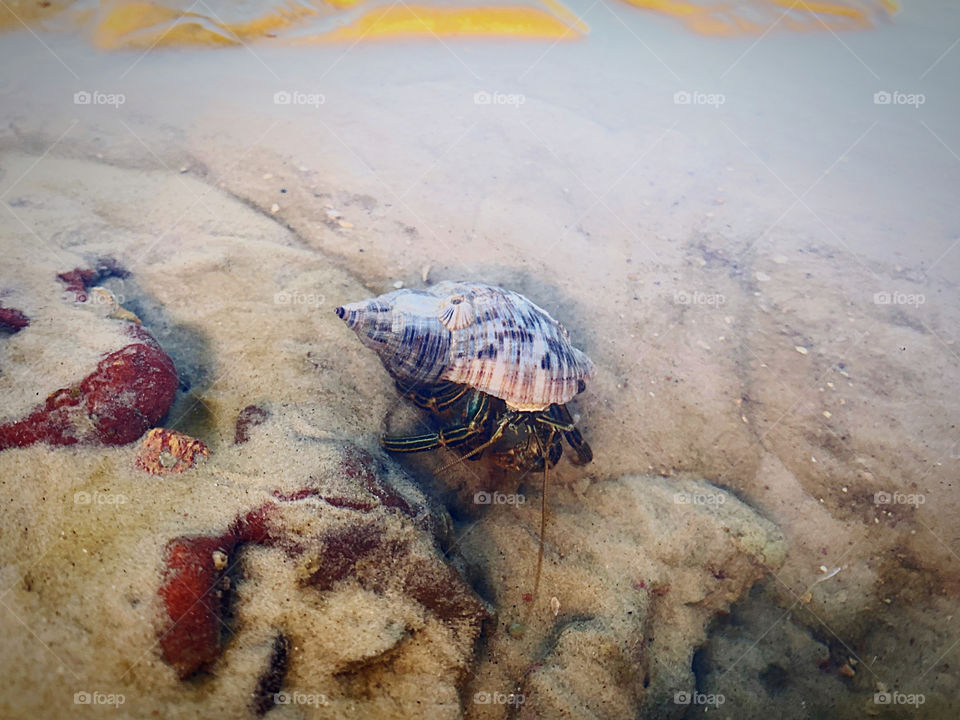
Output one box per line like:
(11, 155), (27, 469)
(335, 281), (593, 470)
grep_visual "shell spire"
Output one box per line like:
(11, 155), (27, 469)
(336, 281), (593, 411)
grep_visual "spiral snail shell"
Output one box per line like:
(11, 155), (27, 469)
(335, 281), (593, 412)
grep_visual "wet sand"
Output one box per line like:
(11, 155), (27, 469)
(1, 2), (959, 717)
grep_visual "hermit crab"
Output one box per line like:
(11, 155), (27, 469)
(335, 281), (594, 607)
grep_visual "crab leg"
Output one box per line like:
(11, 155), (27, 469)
(381, 390), (490, 453)
(547, 404), (592, 465)
(395, 381), (470, 413)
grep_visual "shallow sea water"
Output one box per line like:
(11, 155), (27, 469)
(1, 1), (958, 718)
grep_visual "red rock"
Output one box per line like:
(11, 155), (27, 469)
(234, 405), (270, 444)
(136, 428), (209, 474)
(158, 534), (239, 679)
(232, 503), (282, 546)
(306, 522), (387, 591)
(0, 306), (29, 334)
(401, 557), (488, 625)
(57, 258), (129, 302)
(157, 453), (487, 680)
(0, 325), (178, 451)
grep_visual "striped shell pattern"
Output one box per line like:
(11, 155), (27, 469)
(336, 281), (594, 412)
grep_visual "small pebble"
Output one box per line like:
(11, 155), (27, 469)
(551, 596), (561, 616)
(507, 622), (525, 639)
(421, 264), (431, 283)
(393, 280), (404, 289)
(795, 346), (808, 355)
(263, 173), (273, 180)
(756, 271), (770, 282)
(212, 550), (228, 570)
(338, 220), (353, 228)
(270, 203), (280, 214)
(823, 411), (832, 418)
(772, 254), (788, 264)
(179, 166), (188, 174)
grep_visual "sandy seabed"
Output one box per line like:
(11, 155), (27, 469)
(1, 2), (959, 718)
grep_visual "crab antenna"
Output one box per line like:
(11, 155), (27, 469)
(522, 433), (551, 625)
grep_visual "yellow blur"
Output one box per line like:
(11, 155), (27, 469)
(0, 0), (899, 48)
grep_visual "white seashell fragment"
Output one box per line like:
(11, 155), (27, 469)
(437, 294), (475, 331)
(336, 281), (594, 411)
